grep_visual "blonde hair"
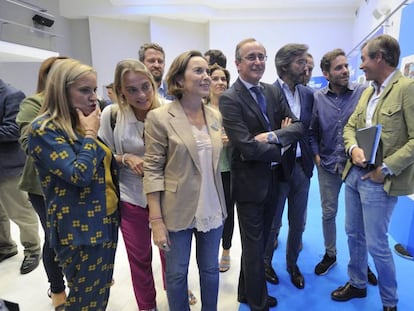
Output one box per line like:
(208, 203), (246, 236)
(37, 58), (96, 140)
(113, 58), (161, 113)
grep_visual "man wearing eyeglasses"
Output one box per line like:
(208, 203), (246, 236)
(263, 43), (314, 291)
(219, 38), (304, 311)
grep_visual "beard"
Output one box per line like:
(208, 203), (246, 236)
(152, 72), (163, 84)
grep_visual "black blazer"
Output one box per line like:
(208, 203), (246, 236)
(219, 78), (304, 203)
(274, 81), (315, 178)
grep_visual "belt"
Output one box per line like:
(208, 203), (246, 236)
(295, 157), (302, 162)
(270, 163), (279, 170)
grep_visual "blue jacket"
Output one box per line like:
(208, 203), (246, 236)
(29, 116), (120, 247)
(0, 79), (26, 182)
(274, 81), (314, 178)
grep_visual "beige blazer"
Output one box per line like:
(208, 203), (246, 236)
(143, 100), (227, 231)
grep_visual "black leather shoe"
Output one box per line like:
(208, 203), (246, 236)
(331, 282), (367, 301)
(20, 254), (40, 274)
(383, 306), (397, 311)
(367, 266), (378, 286)
(238, 295), (278, 308)
(0, 250), (18, 263)
(264, 263), (279, 284)
(288, 265), (305, 289)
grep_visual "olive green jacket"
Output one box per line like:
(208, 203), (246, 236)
(16, 93), (43, 195)
(343, 71), (414, 196)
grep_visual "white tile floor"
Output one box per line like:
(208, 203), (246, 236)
(0, 218), (242, 311)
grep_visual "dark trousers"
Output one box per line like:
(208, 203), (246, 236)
(237, 169), (279, 311)
(221, 171), (235, 250)
(28, 193), (65, 293)
(264, 160), (310, 269)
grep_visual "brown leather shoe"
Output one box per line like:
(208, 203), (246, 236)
(367, 266), (378, 286)
(331, 282), (366, 301)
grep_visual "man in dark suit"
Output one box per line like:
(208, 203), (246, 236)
(219, 38), (304, 311)
(263, 44), (314, 290)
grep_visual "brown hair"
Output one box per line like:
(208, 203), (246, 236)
(165, 50), (205, 100)
(36, 56), (69, 93)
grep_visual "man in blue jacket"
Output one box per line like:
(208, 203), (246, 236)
(0, 79), (41, 274)
(263, 43), (314, 290)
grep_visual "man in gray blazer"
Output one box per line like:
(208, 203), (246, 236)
(219, 38), (304, 311)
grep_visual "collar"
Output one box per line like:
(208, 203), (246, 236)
(239, 76), (261, 90)
(371, 69), (398, 94)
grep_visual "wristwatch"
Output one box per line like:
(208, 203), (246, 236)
(267, 132), (276, 144)
(380, 163), (391, 176)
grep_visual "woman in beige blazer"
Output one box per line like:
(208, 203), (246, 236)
(143, 50), (227, 311)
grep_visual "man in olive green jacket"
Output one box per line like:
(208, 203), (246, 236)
(332, 35), (414, 311)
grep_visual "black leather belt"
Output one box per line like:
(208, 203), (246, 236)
(295, 157), (302, 162)
(270, 163), (279, 170)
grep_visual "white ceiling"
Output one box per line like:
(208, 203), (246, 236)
(1, 0), (363, 62)
(59, 0), (363, 23)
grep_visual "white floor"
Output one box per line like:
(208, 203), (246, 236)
(0, 217), (242, 311)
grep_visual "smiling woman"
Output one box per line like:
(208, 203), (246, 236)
(98, 59), (162, 311)
(143, 50), (227, 311)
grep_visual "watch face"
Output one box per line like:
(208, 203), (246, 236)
(267, 132), (275, 143)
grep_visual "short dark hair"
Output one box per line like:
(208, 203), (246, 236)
(204, 49), (227, 68)
(320, 48), (346, 72)
(275, 43), (308, 77)
(138, 43), (165, 62)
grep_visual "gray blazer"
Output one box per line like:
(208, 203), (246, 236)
(143, 100), (227, 231)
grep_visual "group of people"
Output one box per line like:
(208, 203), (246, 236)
(0, 33), (412, 311)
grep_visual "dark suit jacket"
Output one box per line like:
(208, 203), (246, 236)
(219, 78), (304, 203)
(274, 81), (314, 178)
(0, 79), (26, 182)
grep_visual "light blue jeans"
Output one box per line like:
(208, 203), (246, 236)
(344, 166), (398, 307)
(165, 226), (223, 311)
(317, 166), (344, 257)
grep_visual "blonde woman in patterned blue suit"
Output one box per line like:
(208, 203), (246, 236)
(28, 58), (119, 311)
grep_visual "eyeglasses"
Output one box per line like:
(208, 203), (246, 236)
(295, 59), (307, 66)
(242, 53), (267, 62)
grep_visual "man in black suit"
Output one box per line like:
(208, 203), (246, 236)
(263, 44), (314, 290)
(219, 38), (304, 311)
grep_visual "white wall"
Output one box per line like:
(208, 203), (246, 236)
(0, 0), (90, 95)
(88, 17), (149, 98)
(351, 0), (408, 51)
(149, 17), (208, 75)
(1, 0), (411, 96)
